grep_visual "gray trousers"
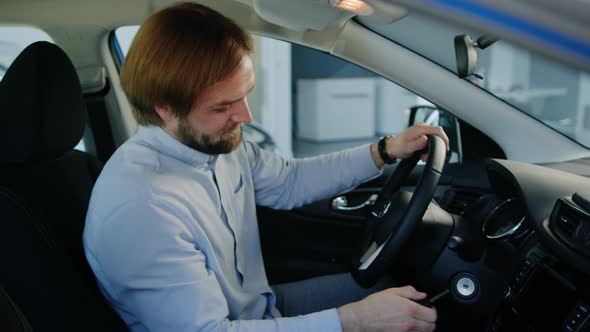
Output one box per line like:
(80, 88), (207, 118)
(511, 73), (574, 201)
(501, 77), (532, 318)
(271, 273), (394, 317)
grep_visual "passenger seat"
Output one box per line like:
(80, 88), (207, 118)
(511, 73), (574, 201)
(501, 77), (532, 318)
(0, 42), (127, 331)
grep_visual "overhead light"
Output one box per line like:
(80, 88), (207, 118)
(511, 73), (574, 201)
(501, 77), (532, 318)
(329, 0), (374, 16)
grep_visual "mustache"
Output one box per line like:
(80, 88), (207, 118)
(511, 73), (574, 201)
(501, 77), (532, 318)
(225, 124), (242, 134)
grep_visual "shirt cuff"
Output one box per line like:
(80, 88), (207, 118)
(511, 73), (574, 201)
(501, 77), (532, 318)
(302, 308), (342, 332)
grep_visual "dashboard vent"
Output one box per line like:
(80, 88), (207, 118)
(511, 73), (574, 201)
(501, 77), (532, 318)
(441, 189), (483, 215)
(550, 197), (590, 257)
(556, 207), (578, 237)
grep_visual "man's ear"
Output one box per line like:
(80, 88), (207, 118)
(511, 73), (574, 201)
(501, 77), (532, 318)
(154, 104), (174, 122)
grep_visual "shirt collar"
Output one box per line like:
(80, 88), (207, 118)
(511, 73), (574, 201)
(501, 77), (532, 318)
(136, 125), (218, 167)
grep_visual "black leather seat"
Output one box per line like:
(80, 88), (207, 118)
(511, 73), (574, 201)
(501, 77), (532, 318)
(0, 284), (33, 332)
(0, 42), (127, 331)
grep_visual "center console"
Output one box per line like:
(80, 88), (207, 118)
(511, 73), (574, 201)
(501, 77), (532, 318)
(488, 246), (589, 332)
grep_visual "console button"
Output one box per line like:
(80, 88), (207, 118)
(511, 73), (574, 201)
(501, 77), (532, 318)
(564, 302), (590, 331)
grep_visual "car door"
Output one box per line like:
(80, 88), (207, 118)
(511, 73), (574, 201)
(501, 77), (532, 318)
(258, 170), (393, 284)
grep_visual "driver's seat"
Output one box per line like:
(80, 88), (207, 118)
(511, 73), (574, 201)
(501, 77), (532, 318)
(0, 42), (127, 331)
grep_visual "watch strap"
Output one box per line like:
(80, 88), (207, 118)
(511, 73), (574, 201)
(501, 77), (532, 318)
(378, 136), (396, 164)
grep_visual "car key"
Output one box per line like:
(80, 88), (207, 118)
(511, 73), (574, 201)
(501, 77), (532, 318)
(417, 289), (450, 308)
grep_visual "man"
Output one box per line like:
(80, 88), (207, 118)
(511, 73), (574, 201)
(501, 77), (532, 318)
(83, 3), (448, 332)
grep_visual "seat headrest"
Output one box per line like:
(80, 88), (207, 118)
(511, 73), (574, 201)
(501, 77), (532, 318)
(0, 41), (87, 164)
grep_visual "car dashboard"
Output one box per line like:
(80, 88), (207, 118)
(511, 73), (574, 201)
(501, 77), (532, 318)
(447, 159), (590, 332)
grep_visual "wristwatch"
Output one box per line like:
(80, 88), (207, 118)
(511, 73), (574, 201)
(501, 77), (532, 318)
(378, 135), (396, 164)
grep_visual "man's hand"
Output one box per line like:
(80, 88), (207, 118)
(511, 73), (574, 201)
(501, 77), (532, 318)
(337, 285), (437, 332)
(388, 123), (449, 160)
(371, 123), (450, 169)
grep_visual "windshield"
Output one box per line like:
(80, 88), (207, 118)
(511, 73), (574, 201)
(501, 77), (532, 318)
(359, 13), (590, 148)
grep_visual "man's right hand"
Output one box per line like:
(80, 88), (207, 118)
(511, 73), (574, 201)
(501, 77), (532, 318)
(337, 285), (436, 332)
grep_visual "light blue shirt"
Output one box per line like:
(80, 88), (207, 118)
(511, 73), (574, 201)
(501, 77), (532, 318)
(83, 125), (381, 332)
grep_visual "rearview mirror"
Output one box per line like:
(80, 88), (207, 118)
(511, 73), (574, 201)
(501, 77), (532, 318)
(454, 35), (478, 79)
(454, 34), (497, 79)
(408, 105), (463, 164)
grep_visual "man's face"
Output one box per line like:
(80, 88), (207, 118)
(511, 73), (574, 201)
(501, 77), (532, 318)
(159, 55), (255, 154)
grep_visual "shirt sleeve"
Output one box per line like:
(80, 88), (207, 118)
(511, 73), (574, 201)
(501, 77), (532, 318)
(245, 141), (382, 210)
(85, 199), (343, 332)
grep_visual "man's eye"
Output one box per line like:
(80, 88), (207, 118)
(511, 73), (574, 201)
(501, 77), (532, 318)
(213, 105), (230, 113)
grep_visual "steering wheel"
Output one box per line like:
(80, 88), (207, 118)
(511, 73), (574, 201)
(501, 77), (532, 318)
(352, 135), (447, 287)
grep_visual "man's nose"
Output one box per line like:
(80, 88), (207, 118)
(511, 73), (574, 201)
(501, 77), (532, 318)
(231, 98), (253, 124)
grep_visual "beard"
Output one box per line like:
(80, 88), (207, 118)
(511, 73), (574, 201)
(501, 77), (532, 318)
(177, 118), (242, 155)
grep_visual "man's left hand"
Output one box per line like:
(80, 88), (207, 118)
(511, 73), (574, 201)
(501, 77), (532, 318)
(387, 123), (449, 160)
(371, 123), (449, 169)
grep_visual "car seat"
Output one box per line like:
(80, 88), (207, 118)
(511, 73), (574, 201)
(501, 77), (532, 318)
(0, 41), (127, 331)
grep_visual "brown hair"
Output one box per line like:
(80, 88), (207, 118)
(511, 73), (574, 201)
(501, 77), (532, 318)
(120, 2), (253, 126)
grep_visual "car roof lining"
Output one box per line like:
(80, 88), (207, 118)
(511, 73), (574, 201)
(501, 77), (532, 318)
(0, 0), (410, 91)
